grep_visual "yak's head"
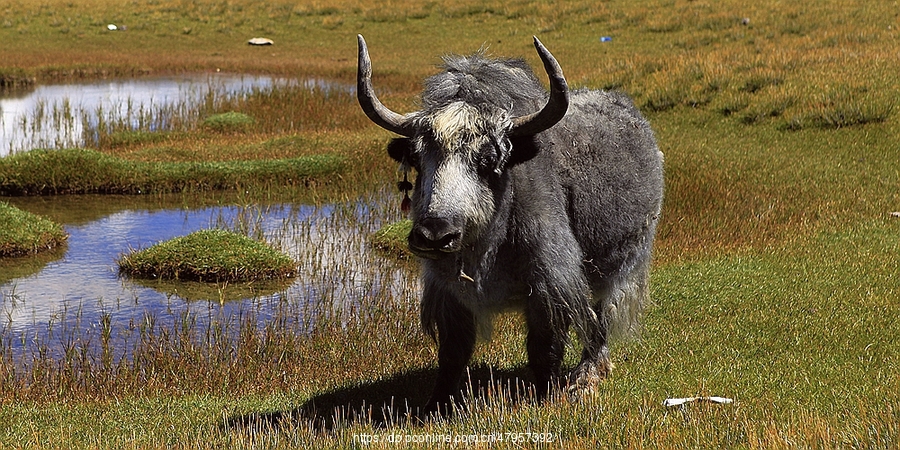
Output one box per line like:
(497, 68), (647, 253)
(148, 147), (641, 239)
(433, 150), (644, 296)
(357, 35), (569, 259)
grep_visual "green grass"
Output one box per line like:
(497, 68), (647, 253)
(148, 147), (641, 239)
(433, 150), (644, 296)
(2, 0), (900, 448)
(201, 111), (256, 133)
(3, 220), (898, 447)
(0, 201), (68, 257)
(0, 148), (345, 195)
(118, 229), (296, 282)
(369, 218), (412, 260)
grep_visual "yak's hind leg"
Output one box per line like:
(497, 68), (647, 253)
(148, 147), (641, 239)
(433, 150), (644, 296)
(566, 324), (611, 401)
(569, 254), (651, 400)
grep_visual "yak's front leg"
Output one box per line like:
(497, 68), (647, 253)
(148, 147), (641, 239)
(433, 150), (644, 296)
(423, 295), (476, 417)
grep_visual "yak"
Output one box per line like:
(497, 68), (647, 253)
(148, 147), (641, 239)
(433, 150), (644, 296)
(357, 35), (664, 415)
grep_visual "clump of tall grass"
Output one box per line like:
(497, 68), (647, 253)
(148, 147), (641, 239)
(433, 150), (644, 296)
(0, 201), (68, 257)
(118, 229), (296, 282)
(205, 83), (369, 135)
(610, 48), (898, 131)
(100, 130), (174, 148)
(0, 148), (345, 195)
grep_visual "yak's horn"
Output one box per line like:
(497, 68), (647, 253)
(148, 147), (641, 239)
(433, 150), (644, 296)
(357, 35), (416, 137)
(509, 37), (570, 137)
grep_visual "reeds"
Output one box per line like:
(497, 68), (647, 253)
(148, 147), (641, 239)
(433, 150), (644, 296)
(1, 189), (419, 403)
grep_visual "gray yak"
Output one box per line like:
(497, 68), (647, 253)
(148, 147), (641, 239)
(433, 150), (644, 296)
(357, 35), (664, 415)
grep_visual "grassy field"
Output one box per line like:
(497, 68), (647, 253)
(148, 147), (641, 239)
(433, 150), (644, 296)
(1, 0), (899, 448)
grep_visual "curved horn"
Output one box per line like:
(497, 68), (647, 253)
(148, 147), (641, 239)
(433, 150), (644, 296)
(357, 35), (416, 137)
(509, 37), (570, 137)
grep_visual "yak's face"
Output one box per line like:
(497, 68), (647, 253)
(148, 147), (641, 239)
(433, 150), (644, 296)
(357, 35), (569, 259)
(388, 102), (529, 259)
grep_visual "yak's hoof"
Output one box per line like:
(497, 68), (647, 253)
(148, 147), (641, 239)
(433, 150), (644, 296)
(565, 359), (613, 402)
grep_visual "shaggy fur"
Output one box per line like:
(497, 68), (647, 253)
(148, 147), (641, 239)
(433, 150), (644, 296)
(373, 51), (663, 415)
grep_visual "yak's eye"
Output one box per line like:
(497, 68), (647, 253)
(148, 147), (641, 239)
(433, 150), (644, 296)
(477, 136), (511, 177)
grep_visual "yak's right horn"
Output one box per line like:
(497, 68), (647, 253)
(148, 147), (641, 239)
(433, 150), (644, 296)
(509, 37), (570, 137)
(357, 35), (416, 137)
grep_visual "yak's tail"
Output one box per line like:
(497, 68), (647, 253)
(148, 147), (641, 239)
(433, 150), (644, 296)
(595, 241), (655, 342)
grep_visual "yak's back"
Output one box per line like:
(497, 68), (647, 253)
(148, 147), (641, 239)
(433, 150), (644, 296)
(542, 88), (664, 279)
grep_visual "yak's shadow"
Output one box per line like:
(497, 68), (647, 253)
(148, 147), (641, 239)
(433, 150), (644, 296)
(227, 365), (539, 431)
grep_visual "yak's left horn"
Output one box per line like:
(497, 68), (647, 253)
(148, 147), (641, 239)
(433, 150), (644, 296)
(509, 37), (570, 137)
(357, 35), (416, 137)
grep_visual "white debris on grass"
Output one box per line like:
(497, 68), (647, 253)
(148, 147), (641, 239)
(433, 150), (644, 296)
(663, 396), (734, 407)
(248, 37), (274, 46)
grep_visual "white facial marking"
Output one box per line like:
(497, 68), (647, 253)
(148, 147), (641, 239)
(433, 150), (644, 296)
(415, 102), (497, 234)
(428, 153), (494, 228)
(431, 102), (481, 153)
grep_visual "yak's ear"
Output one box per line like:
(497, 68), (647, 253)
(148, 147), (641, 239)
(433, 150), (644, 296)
(386, 138), (413, 163)
(507, 136), (540, 167)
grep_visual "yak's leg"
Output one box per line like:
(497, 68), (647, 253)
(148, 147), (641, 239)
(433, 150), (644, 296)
(525, 300), (571, 400)
(567, 321), (611, 400)
(567, 284), (616, 400)
(423, 300), (476, 416)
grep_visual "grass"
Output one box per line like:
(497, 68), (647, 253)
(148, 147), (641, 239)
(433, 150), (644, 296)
(0, 201), (68, 257)
(369, 218), (412, 260)
(117, 228), (297, 282)
(0, 148), (345, 195)
(201, 111), (256, 133)
(2, 0), (900, 447)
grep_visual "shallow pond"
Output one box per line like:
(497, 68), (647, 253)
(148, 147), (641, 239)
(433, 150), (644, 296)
(0, 74), (338, 155)
(1, 193), (416, 357)
(0, 75), (401, 359)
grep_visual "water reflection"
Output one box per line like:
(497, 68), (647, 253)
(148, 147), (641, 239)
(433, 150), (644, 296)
(0, 74), (338, 155)
(0, 193), (416, 355)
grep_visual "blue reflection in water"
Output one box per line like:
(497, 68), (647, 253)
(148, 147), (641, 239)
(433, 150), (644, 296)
(0, 198), (412, 360)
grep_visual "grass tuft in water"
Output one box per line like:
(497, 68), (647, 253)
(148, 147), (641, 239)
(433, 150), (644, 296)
(117, 228), (296, 282)
(369, 218), (412, 259)
(0, 201), (68, 257)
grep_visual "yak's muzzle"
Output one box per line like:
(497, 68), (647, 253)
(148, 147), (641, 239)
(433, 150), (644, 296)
(408, 217), (462, 257)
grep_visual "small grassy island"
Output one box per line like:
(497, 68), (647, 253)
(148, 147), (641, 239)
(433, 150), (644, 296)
(369, 219), (413, 259)
(118, 229), (296, 282)
(0, 201), (68, 257)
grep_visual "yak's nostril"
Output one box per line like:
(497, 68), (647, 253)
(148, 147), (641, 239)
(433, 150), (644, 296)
(410, 217), (462, 251)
